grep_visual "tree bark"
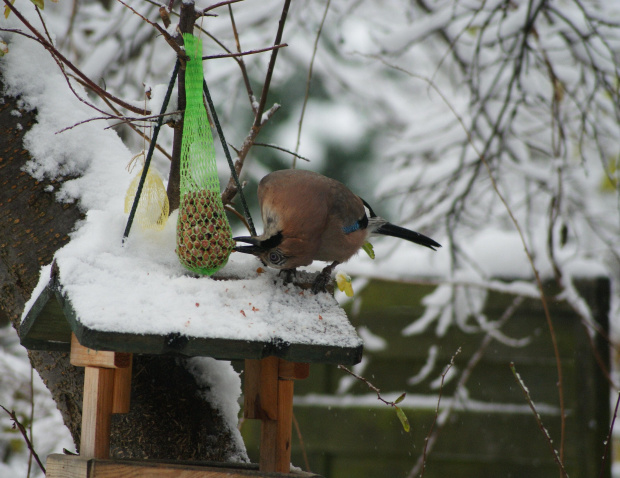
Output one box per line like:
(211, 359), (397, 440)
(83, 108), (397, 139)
(0, 73), (244, 461)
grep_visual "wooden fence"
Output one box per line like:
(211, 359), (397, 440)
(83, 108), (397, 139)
(240, 277), (611, 478)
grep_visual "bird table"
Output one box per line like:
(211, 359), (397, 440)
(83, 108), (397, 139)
(20, 260), (363, 478)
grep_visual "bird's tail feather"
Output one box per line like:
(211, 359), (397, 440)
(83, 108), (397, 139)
(375, 223), (441, 251)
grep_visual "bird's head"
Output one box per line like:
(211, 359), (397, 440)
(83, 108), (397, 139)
(234, 232), (290, 269)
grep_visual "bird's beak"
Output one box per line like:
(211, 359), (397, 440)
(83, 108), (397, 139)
(233, 236), (264, 256)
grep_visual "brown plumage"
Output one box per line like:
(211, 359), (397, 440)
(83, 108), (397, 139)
(235, 169), (440, 293)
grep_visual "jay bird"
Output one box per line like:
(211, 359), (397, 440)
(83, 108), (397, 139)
(234, 169), (441, 293)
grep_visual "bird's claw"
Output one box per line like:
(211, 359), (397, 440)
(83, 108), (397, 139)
(311, 271), (332, 294)
(311, 261), (339, 294)
(279, 268), (297, 285)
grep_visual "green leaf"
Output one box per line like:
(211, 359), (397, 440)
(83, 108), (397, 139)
(362, 241), (375, 259)
(394, 392), (406, 404)
(29, 0), (44, 9)
(395, 406), (410, 433)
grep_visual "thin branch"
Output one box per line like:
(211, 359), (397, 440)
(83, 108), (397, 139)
(510, 363), (568, 478)
(34, 5), (53, 45)
(0, 405), (45, 474)
(292, 413), (311, 472)
(253, 0), (291, 129)
(599, 392), (620, 478)
(2, 0), (150, 116)
(55, 110), (179, 135)
(337, 364), (405, 408)
(74, 76), (173, 161)
(220, 103), (281, 205)
(226, 3), (256, 112)
(408, 297), (524, 478)
(202, 43), (287, 60)
(224, 204), (251, 233)
(115, 0), (188, 61)
(202, 0), (244, 14)
(253, 142), (310, 162)
(27, 367), (34, 478)
(293, 0), (330, 168)
(418, 348), (461, 478)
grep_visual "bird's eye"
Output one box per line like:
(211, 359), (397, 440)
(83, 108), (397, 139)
(268, 251), (281, 263)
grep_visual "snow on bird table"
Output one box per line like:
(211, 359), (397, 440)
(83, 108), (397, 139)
(22, 209), (363, 364)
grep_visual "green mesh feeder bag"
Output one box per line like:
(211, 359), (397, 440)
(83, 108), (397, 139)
(176, 34), (235, 275)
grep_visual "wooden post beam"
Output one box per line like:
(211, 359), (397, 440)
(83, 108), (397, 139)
(70, 333), (132, 459)
(70, 333), (131, 369)
(80, 366), (115, 459)
(244, 357), (309, 474)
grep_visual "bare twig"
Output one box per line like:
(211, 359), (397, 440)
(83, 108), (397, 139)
(2, 0), (150, 116)
(34, 5), (53, 45)
(408, 298), (524, 478)
(0, 405), (46, 474)
(294, 0), (331, 168)
(252, 0), (291, 129)
(55, 110), (179, 135)
(599, 391), (620, 478)
(203, 43), (287, 61)
(224, 204), (251, 233)
(337, 364), (389, 404)
(69, 74), (173, 161)
(220, 104), (281, 205)
(510, 362), (568, 478)
(292, 413), (311, 472)
(419, 348), (461, 478)
(115, 0), (188, 61)
(202, 0), (244, 15)
(220, 0), (291, 205)
(253, 142), (310, 162)
(27, 367), (34, 478)
(226, 3), (256, 112)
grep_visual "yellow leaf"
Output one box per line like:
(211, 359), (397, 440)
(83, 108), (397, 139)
(4, 0), (15, 19)
(336, 272), (354, 297)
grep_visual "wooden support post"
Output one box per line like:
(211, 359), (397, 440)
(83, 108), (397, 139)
(80, 366), (115, 459)
(244, 357), (309, 474)
(112, 358), (132, 414)
(70, 334), (132, 459)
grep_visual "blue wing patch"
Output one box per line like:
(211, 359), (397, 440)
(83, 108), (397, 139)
(342, 214), (368, 234)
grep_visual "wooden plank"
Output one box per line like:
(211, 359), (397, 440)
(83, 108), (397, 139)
(74, 326), (363, 365)
(259, 356), (280, 421)
(112, 357), (132, 414)
(260, 419), (279, 473)
(275, 363), (295, 473)
(258, 357), (280, 472)
(80, 366), (115, 459)
(46, 453), (89, 478)
(45, 454), (323, 477)
(244, 359), (262, 419)
(70, 334), (131, 369)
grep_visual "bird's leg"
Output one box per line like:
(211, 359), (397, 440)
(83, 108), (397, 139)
(278, 268), (297, 284)
(312, 261), (340, 294)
